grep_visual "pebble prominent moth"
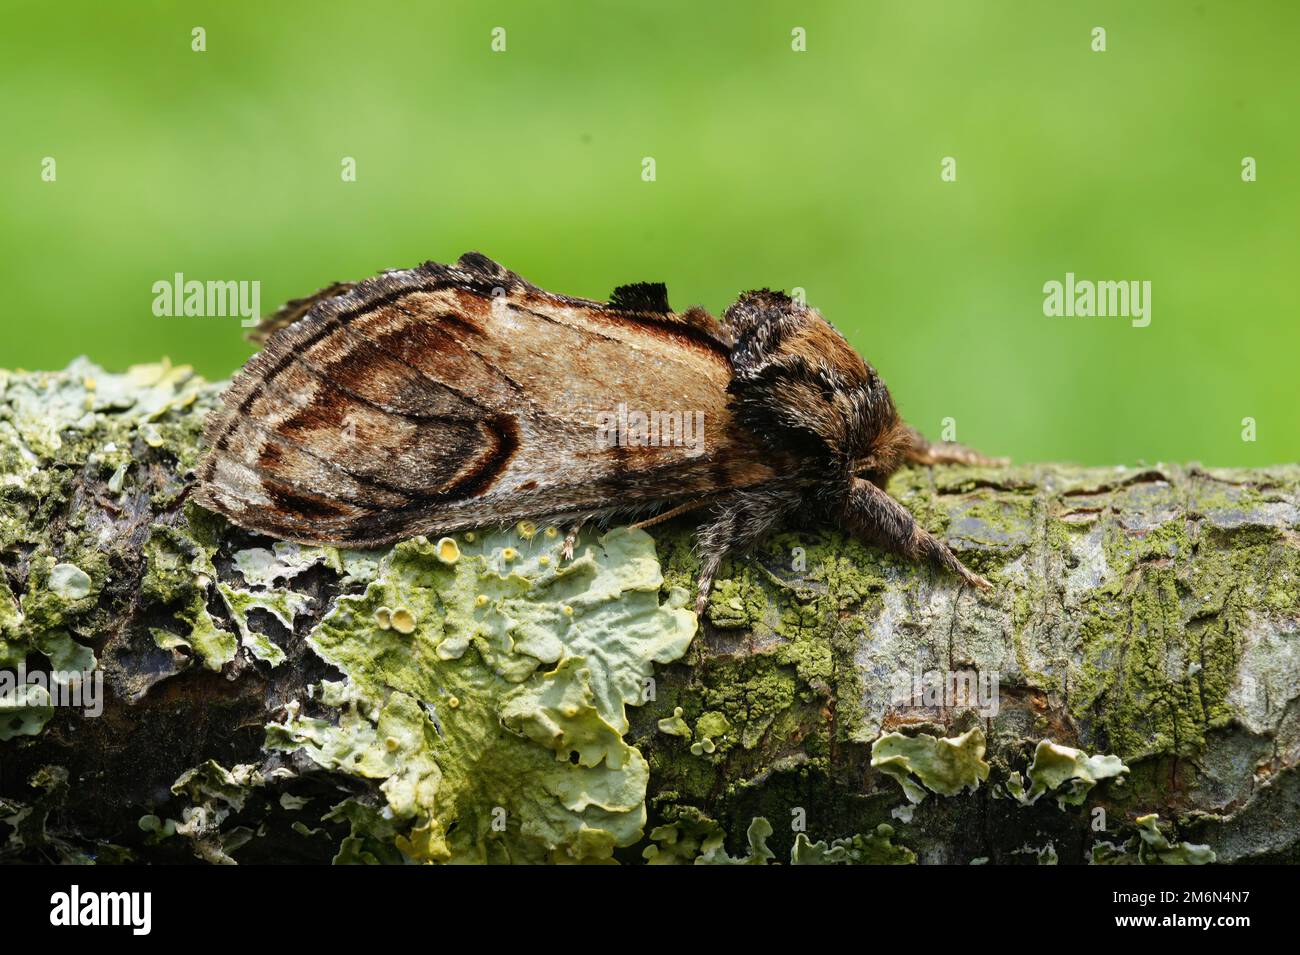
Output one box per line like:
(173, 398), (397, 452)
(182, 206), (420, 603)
(195, 252), (1003, 613)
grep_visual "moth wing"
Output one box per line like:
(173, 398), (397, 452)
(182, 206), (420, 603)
(195, 254), (775, 546)
(246, 280), (357, 346)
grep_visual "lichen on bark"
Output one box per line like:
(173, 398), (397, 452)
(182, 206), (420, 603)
(1, 360), (1298, 864)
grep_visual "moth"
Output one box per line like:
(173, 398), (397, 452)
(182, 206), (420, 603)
(194, 253), (1004, 614)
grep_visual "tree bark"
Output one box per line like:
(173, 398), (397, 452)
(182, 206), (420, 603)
(1, 360), (1297, 864)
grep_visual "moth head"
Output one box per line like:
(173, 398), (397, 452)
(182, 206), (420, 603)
(724, 290), (905, 487)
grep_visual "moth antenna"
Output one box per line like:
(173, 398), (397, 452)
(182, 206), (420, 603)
(902, 425), (1010, 468)
(628, 497), (716, 531)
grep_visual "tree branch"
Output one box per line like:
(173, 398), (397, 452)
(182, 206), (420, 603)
(1, 360), (1297, 864)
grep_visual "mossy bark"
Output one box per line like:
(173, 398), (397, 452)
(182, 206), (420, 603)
(1, 362), (1297, 864)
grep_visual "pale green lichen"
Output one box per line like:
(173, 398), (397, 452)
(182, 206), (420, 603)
(656, 706), (691, 738)
(871, 727), (990, 803)
(233, 541), (338, 588)
(143, 522), (238, 671)
(695, 816), (776, 865)
(48, 563), (92, 600)
(149, 592), (236, 671)
(0, 683), (53, 741)
(267, 524), (695, 863)
(1006, 740), (1129, 809)
(644, 810), (782, 866)
(645, 815), (915, 865)
(138, 759), (267, 863)
(145, 502), (321, 673)
(1091, 814), (1216, 865)
(2, 766), (73, 858)
(694, 711), (731, 745)
(0, 578), (23, 669)
(1133, 814), (1215, 865)
(791, 824), (916, 865)
(1011, 842), (1059, 865)
(137, 814), (178, 844)
(171, 759), (261, 812)
(216, 582), (310, 666)
(34, 630), (96, 677)
(10, 549), (107, 672)
(642, 815), (726, 864)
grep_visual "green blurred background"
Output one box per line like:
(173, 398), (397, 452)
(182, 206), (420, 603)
(2, 1), (1295, 465)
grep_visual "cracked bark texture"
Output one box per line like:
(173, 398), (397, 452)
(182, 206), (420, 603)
(1, 361), (1297, 864)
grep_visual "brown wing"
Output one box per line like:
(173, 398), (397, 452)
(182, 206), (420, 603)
(194, 253), (778, 547)
(245, 280), (357, 346)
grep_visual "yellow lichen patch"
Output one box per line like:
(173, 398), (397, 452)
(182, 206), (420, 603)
(390, 608), (417, 634)
(447, 696), (460, 709)
(464, 532), (476, 543)
(374, 607), (392, 630)
(656, 707), (691, 738)
(562, 605), (574, 616)
(516, 520), (537, 540)
(538, 555), (551, 567)
(436, 537), (460, 564)
(502, 547), (518, 562)
(544, 526), (559, 539)
(475, 594), (489, 608)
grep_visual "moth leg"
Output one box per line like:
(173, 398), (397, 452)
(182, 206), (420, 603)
(903, 425), (1008, 467)
(843, 477), (991, 590)
(560, 520), (586, 561)
(693, 489), (799, 616)
(629, 497), (715, 531)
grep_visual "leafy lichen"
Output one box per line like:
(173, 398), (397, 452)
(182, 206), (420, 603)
(1090, 814), (1216, 865)
(871, 727), (991, 803)
(1006, 740), (1128, 809)
(791, 824), (916, 865)
(267, 525), (695, 863)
